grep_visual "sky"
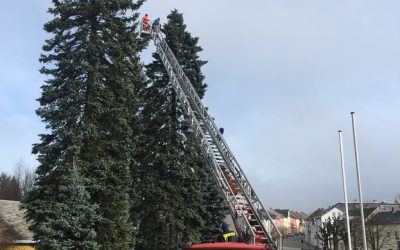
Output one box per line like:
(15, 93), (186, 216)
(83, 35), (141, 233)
(1, 1), (399, 213)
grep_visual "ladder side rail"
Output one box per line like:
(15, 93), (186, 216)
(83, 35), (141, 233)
(194, 118), (267, 242)
(155, 33), (207, 117)
(211, 162), (257, 244)
(157, 32), (263, 200)
(181, 74), (282, 243)
(172, 72), (259, 245)
(203, 117), (282, 241)
(153, 35), (257, 242)
(154, 32), (280, 241)
(157, 35), (254, 196)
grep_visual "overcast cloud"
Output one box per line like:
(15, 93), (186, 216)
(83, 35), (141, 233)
(1, 1), (399, 213)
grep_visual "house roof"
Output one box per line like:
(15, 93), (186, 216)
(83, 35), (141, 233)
(0, 199), (33, 243)
(332, 202), (398, 212)
(306, 208), (324, 221)
(348, 207), (377, 218)
(269, 209), (307, 220)
(305, 202), (400, 222)
(368, 210), (400, 225)
(268, 209), (284, 219)
(274, 209), (289, 217)
(291, 211), (307, 220)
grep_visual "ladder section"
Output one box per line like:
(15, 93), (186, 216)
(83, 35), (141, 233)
(195, 112), (270, 246)
(150, 30), (281, 248)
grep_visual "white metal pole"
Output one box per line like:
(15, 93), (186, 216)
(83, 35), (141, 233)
(350, 112), (367, 250)
(338, 130), (353, 250)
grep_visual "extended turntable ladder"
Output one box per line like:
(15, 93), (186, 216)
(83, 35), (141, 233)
(147, 28), (281, 249)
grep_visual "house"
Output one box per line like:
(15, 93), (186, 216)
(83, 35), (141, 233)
(274, 209), (291, 236)
(0, 199), (34, 250)
(305, 206), (344, 248)
(305, 202), (400, 249)
(366, 208), (400, 250)
(267, 209), (306, 237)
(305, 208), (323, 247)
(264, 208), (284, 239)
(345, 203), (399, 249)
(291, 211), (307, 233)
(346, 206), (381, 249)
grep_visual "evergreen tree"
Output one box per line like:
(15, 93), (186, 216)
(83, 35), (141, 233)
(133, 10), (227, 249)
(134, 64), (202, 249)
(198, 165), (228, 242)
(162, 10), (207, 99)
(32, 168), (100, 250)
(23, 0), (146, 249)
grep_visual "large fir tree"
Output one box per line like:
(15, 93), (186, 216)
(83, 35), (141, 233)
(23, 1), (146, 249)
(33, 168), (100, 249)
(133, 10), (227, 249)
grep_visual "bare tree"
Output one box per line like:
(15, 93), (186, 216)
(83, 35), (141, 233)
(0, 173), (21, 201)
(318, 216), (348, 250)
(366, 224), (392, 250)
(13, 159), (36, 197)
(318, 219), (331, 249)
(14, 159), (24, 187)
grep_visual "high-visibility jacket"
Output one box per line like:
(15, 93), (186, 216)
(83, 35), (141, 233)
(142, 15), (150, 31)
(223, 231), (237, 241)
(142, 16), (149, 24)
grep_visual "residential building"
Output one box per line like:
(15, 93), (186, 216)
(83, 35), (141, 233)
(366, 208), (400, 250)
(305, 202), (400, 249)
(305, 208), (323, 247)
(267, 209), (306, 237)
(305, 207), (344, 248)
(264, 208), (284, 239)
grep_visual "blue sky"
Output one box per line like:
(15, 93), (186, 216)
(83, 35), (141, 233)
(1, 1), (399, 212)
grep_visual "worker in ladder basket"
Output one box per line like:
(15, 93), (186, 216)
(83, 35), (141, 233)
(142, 14), (150, 32)
(152, 17), (161, 33)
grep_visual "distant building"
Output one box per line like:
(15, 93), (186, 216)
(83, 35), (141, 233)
(367, 207), (400, 250)
(305, 208), (324, 247)
(264, 208), (284, 239)
(267, 208), (307, 237)
(395, 194), (400, 204)
(305, 202), (400, 249)
(0, 199), (34, 250)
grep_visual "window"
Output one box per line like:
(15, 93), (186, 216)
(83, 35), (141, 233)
(387, 231), (391, 237)
(396, 231), (399, 240)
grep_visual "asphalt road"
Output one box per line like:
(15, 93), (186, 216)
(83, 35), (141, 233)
(282, 235), (312, 250)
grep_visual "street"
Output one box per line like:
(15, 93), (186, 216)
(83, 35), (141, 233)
(282, 235), (311, 250)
